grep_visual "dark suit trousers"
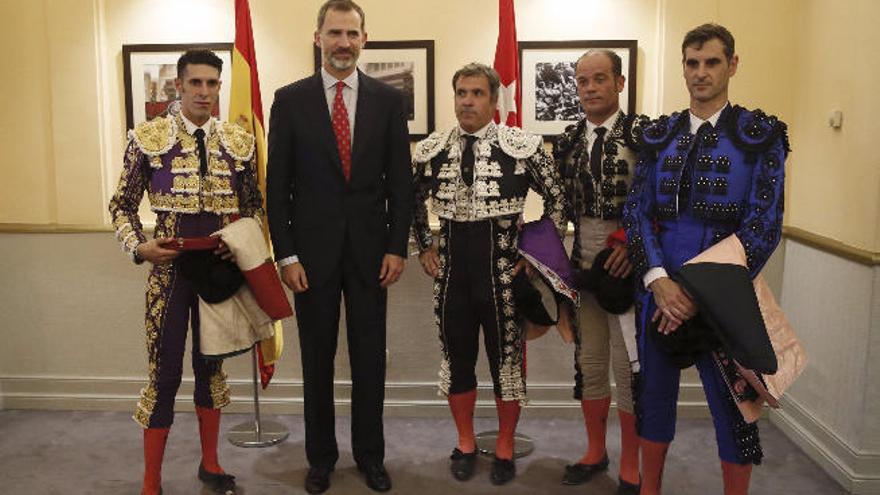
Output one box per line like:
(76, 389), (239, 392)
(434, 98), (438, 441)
(293, 237), (388, 469)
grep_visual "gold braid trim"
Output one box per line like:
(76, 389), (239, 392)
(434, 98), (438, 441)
(133, 215), (178, 428)
(209, 367), (231, 408)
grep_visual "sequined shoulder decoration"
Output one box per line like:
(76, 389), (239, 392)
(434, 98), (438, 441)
(414, 128), (456, 163)
(623, 113), (650, 151)
(724, 105), (790, 153)
(217, 120), (255, 161)
(497, 124), (542, 159)
(128, 115), (177, 157)
(641, 111), (689, 151)
(552, 119), (586, 159)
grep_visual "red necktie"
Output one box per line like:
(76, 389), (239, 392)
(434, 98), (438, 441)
(331, 81), (352, 181)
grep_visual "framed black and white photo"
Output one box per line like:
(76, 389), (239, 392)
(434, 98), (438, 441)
(519, 40), (637, 137)
(122, 43), (233, 130)
(314, 40), (435, 140)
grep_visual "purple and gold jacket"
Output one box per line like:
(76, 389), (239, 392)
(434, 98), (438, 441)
(109, 112), (263, 261)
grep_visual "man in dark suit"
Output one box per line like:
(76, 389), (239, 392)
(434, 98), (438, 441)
(265, 1), (412, 493)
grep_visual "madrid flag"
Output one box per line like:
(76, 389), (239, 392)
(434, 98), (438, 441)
(493, 0), (521, 127)
(229, 0), (282, 388)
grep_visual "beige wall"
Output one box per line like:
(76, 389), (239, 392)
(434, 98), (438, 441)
(0, 1), (55, 224)
(2, 0), (813, 231)
(0, 0), (876, 489)
(787, 0), (880, 252)
(3, 0), (876, 252)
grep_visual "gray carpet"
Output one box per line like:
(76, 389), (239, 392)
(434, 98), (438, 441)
(0, 410), (845, 494)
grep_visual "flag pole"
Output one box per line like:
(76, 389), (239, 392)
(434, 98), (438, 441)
(226, 0), (289, 449)
(228, 345), (289, 447)
(476, 0), (534, 459)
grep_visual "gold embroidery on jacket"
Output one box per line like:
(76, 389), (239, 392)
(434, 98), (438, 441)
(171, 174), (201, 194)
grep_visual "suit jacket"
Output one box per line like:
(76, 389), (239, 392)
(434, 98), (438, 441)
(266, 70), (413, 287)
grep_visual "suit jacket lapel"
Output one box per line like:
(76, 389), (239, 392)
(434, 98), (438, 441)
(304, 73), (344, 176)
(351, 71), (374, 171)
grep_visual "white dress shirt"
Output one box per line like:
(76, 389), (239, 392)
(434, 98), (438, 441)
(180, 112), (213, 137)
(321, 66), (358, 143)
(458, 122), (491, 152)
(584, 111), (620, 153)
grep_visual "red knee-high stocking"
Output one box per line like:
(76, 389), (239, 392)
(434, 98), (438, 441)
(618, 410), (640, 485)
(578, 396), (611, 465)
(494, 396), (521, 461)
(195, 406), (225, 474)
(447, 390), (477, 453)
(639, 438), (669, 495)
(721, 460), (752, 495)
(142, 427), (170, 495)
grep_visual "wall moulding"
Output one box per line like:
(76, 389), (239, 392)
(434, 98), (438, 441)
(0, 375), (713, 419)
(783, 226), (880, 266)
(772, 397), (880, 495)
(0, 223), (113, 234)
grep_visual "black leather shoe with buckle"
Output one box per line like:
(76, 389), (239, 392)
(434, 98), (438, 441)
(359, 463), (392, 492)
(198, 464), (236, 494)
(449, 448), (477, 481)
(305, 466), (333, 494)
(561, 454), (610, 485)
(490, 456), (516, 485)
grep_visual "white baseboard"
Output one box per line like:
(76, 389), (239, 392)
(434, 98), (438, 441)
(0, 375), (711, 418)
(771, 396), (880, 494)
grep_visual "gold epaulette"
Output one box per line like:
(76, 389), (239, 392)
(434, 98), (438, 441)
(217, 121), (255, 162)
(128, 115), (177, 157)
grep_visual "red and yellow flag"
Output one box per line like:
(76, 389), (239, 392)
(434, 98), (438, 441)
(229, 0), (282, 388)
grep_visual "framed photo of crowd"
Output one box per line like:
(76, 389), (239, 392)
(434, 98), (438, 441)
(519, 40), (637, 138)
(122, 43), (234, 130)
(313, 40), (435, 140)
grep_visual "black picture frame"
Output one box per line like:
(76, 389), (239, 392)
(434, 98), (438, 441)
(518, 40), (638, 137)
(313, 40), (435, 140)
(122, 43), (234, 130)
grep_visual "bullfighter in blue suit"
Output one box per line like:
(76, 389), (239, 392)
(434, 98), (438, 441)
(623, 23), (789, 495)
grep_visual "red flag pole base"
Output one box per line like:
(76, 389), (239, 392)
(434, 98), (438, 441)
(228, 346), (289, 448)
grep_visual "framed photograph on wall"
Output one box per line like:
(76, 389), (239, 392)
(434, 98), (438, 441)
(122, 43), (233, 130)
(313, 40), (435, 140)
(519, 40), (637, 137)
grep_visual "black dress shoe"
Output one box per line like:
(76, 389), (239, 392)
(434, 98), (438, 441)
(490, 456), (516, 485)
(449, 448), (478, 481)
(359, 463), (392, 492)
(198, 464), (236, 494)
(561, 454), (609, 485)
(617, 477), (641, 495)
(305, 466), (333, 494)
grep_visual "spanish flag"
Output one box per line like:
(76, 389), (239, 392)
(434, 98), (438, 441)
(229, 0), (282, 388)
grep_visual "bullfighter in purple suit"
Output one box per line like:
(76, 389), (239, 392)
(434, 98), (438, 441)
(109, 49), (261, 495)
